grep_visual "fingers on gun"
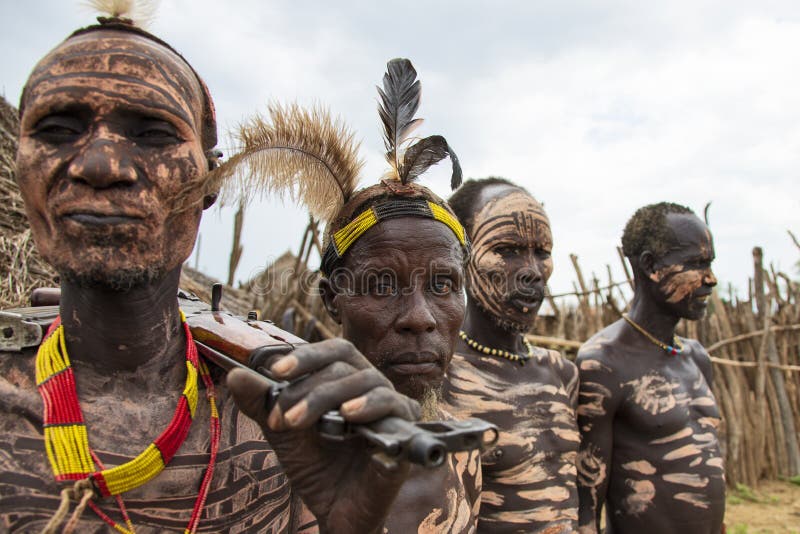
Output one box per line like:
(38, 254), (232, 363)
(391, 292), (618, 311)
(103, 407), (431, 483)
(270, 339), (371, 380)
(226, 367), (272, 422)
(341, 386), (421, 424)
(277, 367), (393, 430)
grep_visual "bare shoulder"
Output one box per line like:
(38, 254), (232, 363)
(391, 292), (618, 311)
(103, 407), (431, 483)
(683, 337), (711, 364)
(576, 320), (627, 373)
(682, 337), (714, 382)
(537, 346), (578, 387)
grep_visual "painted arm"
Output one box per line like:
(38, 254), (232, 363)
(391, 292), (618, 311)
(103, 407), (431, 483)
(565, 358), (580, 410)
(575, 352), (620, 534)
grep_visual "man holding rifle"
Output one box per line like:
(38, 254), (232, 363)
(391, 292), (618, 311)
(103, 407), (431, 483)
(218, 57), (482, 531)
(0, 6), (421, 533)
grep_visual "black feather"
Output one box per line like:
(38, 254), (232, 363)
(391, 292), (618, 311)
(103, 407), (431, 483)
(446, 141), (463, 190)
(402, 135), (463, 189)
(377, 58), (423, 183)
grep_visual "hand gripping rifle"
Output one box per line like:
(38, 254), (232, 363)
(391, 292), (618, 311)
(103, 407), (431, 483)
(0, 286), (498, 469)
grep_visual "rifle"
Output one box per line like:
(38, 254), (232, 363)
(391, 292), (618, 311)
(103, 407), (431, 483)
(1, 286), (498, 469)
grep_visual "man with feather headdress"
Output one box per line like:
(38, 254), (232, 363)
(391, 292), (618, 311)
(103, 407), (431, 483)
(217, 58), (482, 533)
(0, 2), (422, 532)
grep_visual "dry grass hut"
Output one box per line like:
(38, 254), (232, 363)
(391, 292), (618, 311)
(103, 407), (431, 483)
(0, 96), (58, 309)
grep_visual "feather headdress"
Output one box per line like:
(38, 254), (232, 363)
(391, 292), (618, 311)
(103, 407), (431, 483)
(210, 58), (467, 274)
(84, 0), (159, 27)
(208, 103), (364, 223)
(214, 58), (462, 219)
(379, 59), (462, 189)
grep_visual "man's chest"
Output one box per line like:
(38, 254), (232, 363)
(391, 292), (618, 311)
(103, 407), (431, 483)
(392, 449), (481, 534)
(444, 355), (578, 475)
(0, 374), (297, 533)
(616, 364), (720, 441)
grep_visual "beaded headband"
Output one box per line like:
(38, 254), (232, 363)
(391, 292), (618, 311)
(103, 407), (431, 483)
(321, 198), (468, 276)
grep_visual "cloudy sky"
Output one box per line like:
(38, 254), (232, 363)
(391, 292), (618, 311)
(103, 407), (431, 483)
(2, 1), (798, 298)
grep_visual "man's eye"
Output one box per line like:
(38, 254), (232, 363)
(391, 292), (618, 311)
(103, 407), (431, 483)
(536, 248), (552, 259)
(133, 121), (182, 144)
(33, 116), (83, 141)
(496, 245), (522, 256)
(432, 278), (455, 295)
(371, 282), (396, 296)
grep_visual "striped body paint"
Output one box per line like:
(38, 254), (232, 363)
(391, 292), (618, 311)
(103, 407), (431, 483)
(446, 183), (578, 531)
(444, 347), (579, 533)
(387, 407), (483, 533)
(0, 346), (316, 533)
(576, 323), (725, 534)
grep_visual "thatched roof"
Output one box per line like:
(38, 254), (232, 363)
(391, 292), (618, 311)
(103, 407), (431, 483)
(0, 96), (58, 309)
(180, 265), (253, 316)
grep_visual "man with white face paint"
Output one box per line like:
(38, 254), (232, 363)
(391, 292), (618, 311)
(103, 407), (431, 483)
(443, 177), (580, 533)
(576, 202), (725, 534)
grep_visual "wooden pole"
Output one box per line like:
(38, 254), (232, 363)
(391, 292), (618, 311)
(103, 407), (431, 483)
(754, 246), (800, 475)
(788, 229), (800, 252)
(616, 246), (634, 290)
(753, 248), (768, 476)
(227, 200), (245, 287)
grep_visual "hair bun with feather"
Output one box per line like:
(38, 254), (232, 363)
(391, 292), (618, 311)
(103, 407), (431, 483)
(378, 58), (462, 190)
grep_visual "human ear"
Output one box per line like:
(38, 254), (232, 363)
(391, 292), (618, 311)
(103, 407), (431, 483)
(319, 278), (342, 324)
(206, 149), (223, 171)
(638, 250), (656, 275)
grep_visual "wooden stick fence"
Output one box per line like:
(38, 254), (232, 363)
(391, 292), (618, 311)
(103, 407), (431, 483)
(241, 224), (799, 487)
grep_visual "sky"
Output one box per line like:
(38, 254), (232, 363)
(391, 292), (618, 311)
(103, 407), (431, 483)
(2, 0), (798, 299)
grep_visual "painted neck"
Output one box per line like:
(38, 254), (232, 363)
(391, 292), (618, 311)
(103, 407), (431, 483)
(462, 298), (528, 354)
(59, 266), (185, 373)
(628, 271), (680, 345)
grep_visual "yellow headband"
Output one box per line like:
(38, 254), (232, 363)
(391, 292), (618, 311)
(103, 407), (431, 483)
(321, 199), (468, 275)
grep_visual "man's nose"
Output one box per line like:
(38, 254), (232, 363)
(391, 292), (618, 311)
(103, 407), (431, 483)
(518, 258), (543, 288)
(395, 290), (436, 334)
(67, 133), (138, 189)
(704, 269), (718, 287)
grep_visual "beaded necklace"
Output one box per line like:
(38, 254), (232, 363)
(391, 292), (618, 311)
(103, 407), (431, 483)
(622, 313), (684, 356)
(459, 330), (533, 366)
(36, 311), (220, 533)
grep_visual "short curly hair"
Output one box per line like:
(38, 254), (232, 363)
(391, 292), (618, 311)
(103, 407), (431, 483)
(621, 202), (694, 259)
(448, 177), (530, 236)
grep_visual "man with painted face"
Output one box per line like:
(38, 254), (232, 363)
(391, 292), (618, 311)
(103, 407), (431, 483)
(1, 8), (421, 533)
(576, 202), (724, 534)
(442, 177), (579, 533)
(222, 59), (482, 532)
